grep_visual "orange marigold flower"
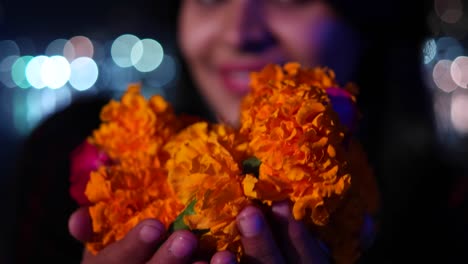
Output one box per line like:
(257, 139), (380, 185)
(164, 122), (251, 258)
(241, 62), (351, 227)
(89, 83), (181, 160)
(83, 85), (190, 254)
(240, 62), (379, 264)
(84, 156), (184, 254)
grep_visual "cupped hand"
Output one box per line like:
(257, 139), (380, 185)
(235, 201), (330, 264)
(69, 202), (371, 264)
(68, 208), (199, 264)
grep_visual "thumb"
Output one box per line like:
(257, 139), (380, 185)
(68, 207), (93, 242)
(84, 219), (166, 264)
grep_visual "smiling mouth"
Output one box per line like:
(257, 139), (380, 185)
(220, 70), (252, 96)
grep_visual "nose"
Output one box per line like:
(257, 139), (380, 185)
(223, 0), (275, 53)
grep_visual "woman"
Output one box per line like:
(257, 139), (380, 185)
(69, 0), (439, 263)
(10, 0), (457, 263)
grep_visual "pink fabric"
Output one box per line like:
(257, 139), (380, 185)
(69, 140), (109, 206)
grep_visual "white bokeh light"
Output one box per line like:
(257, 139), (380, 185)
(451, 56), (468, 89)
(131, 39), (164, 72)
(26, 89), (43, 130)
(41, 88), (57, 117)
(26, 55), (48, 89)
(55, 85), (72, 111)
(41, 56), (71, 89)
(111, 34), (142, 68)
(451, 90), (468, 134)
(433, 59), (459, 93)
(69, 57), (99, 91)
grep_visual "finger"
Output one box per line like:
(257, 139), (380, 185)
(271, 201), (329, 263)
(236, 206), (284, 264)
(68, 207), (93, 242)
(210, 250), (237, 264)
(89, 219), (166, 264)
(147, 229), (198, 264)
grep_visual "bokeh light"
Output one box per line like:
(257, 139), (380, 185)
(145, 54), (177, 87)
(69, 57), (99, 91)
(0, 55), (19, 88)
(25, 55), (48, 89)
(26, 89), (43, 130)
(0, 40), (20, 59)
(45, 38), (68, 56)
(132, 39), (164, 72)
(451, 89), (468, 134)
(40, 88), (57, 117)
(41, 56), (71, 89)
(423, 38), (437, 64)
(434, 0), (463, 24)
(54, 85), (72, 111)
(433, 59), (459, 93)
(451, 56), (468, 89)
(13, 90), (29, 135)
(435, 36), (464, 61)
(11, 55), (33, 89)
(433, 92), (453, 135)
(111, 34), (141, 68)
(64, 36), (94, 61)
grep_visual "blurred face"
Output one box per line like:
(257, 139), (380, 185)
(178, 0), (360, 126)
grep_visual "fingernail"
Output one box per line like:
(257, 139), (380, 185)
(169, 234), (197, 258)
(271, 201), (291, 218)
(237, 207), (264, 238)
(212, 251), (237, 264)
(139, 223), (163, 243)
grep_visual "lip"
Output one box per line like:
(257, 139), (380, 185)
(218, 61), (270, 96)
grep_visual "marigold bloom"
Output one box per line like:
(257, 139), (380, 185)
(240, 62), (352, 226)
(239, 63), (378, 264)
(85, 158), (183, 253)
(164, 122), (251, 258)
(83, 85), (187, 253)
(89, 83), (181, 160)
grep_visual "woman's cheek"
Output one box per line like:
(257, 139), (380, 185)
(179, 16), (221, 62)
